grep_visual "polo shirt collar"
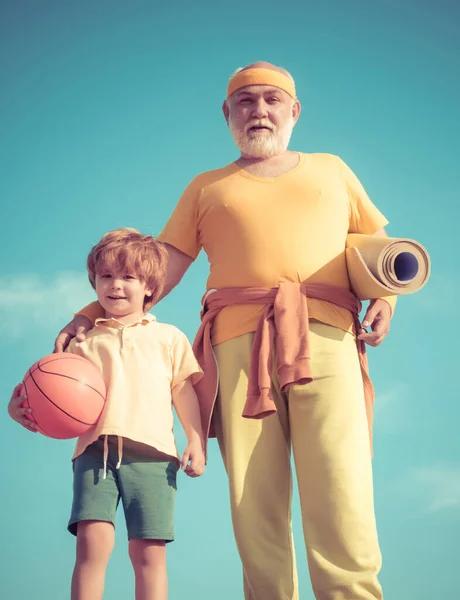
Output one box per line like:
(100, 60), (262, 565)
(95, 312), (156, 329)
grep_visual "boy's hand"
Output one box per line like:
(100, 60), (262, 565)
(181, 438), (205, 478)
(7, 384), (37, 431)
(54, 315), (92, 353)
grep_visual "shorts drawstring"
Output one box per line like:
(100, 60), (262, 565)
(102, 435), (123, 480)
(116, 436), (123, 470)
(103, 435), (108, 480)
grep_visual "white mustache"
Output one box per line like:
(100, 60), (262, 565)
(245, 120), (274, 133)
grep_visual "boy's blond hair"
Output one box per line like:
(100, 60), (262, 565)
(87, 228), (168, 311)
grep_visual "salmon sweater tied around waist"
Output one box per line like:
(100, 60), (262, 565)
(192, 282), (375, 453)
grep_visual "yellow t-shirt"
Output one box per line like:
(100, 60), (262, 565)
(157, 153), (390, 345)
(67, 313), (203, 460)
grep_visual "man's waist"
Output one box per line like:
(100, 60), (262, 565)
(203, 282), (360, 313)
(210, 303), (357, 346)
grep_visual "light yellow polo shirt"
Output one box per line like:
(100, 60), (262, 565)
(67, 313), (203, 461)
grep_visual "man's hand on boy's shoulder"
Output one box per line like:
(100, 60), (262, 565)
(181, 438), (205, 478)
(54, 315), (92, 353)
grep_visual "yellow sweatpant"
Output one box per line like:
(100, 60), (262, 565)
(212, 321), (383, 600)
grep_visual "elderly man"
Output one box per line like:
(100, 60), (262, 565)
(51, 62), (394, 599)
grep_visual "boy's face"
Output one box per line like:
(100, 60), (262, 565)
(95, 269), (152, 324)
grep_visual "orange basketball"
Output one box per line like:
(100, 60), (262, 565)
(22, 354), (106, 439)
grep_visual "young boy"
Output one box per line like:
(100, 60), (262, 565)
(8, 228), (205, 600)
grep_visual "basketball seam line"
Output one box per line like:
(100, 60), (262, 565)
(29, 354), (89, 375)
(25, 368), (48, 435)
(36, 362), (106, 402)
(29, 369), (97, 427)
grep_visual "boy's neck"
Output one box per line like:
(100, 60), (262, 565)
(103, 310), (146, 326)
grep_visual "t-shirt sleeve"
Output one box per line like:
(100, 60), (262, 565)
(157, 178), (202, 260)
(75, 301), (105, 324)
(170, 330), (203, 388)
(341, 159), (389, 234)
(340, 158), (397, 316)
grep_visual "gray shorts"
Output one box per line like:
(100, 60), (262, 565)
(69, 436), (178, 541)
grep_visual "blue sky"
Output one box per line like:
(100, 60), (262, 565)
(1, 0), (459, 598)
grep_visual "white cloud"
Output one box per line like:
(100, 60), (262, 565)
(375, 384), (408, 413)
(411, 466), (460, 513)
(0, 272), (96, 339)
(374, 383), (410, 433)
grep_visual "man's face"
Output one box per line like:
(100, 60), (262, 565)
(224, 85), (300, 158)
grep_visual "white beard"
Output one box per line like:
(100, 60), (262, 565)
(229, 115), (294, 158)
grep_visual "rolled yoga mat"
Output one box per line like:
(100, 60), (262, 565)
(346, 234), (431, 300)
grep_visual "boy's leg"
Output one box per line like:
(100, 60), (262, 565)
(116, 447), (177, 600)
(68, 440), (120, 600)
(129, 539), (167, 600)
(71, 521), (115, 600)
(213, 333), (298, 600)
(289, 321), (383, 600)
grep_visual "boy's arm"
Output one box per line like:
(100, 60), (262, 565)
(7, 383), (37, 432)
(53, 244), (193, 352)
(172, 378), (205, 478)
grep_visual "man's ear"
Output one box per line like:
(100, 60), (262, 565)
(222, 100), (230, 125)
(292, 99), (301, 124)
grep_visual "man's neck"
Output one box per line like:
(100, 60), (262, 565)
(235, 150), (300, 177)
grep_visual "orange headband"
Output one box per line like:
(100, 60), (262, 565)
(227, 68), (296, 100)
